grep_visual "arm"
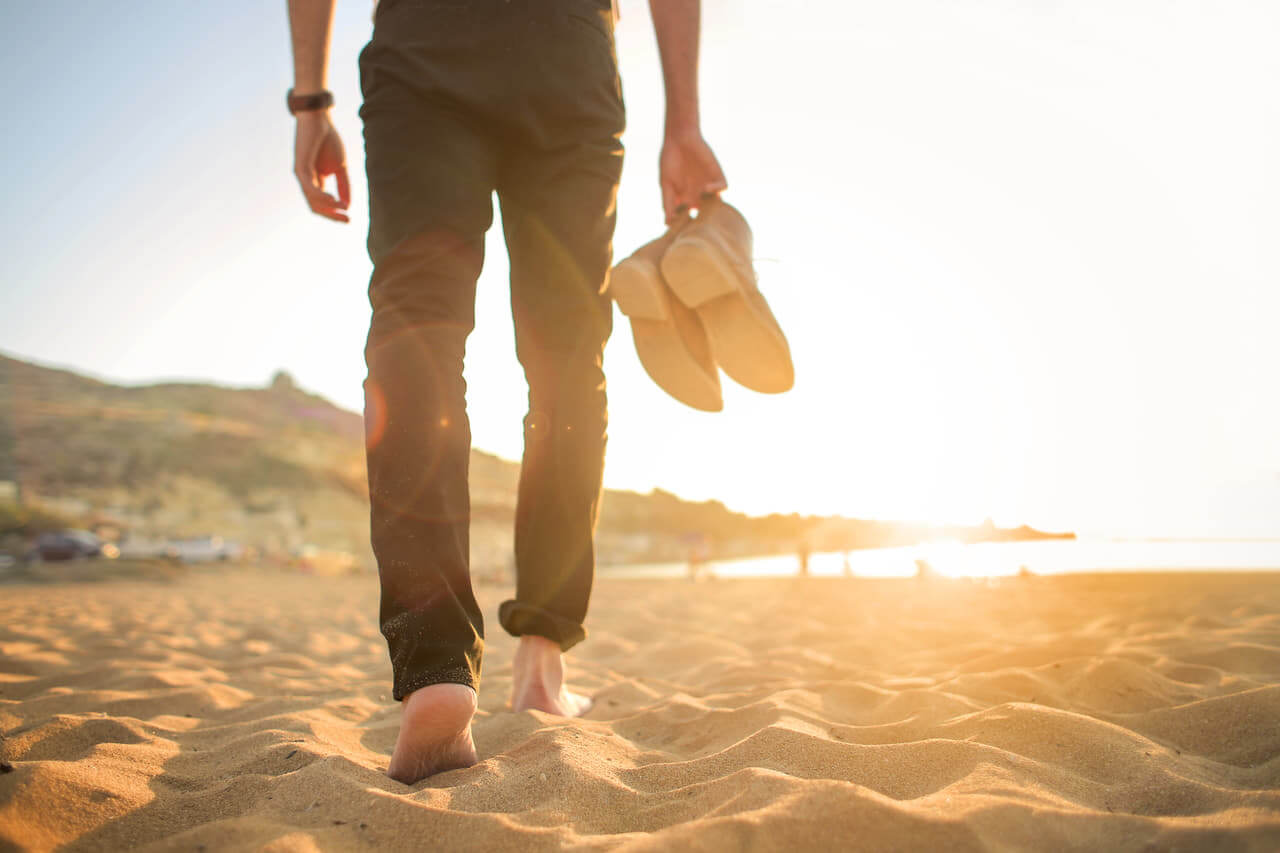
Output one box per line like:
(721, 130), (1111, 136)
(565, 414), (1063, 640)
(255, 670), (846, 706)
(649, 0), (727, 224)
(288, 0), (351, 222)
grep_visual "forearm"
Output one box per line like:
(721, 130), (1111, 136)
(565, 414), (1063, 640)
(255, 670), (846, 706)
(649, 0), (701, 135)
(288, 0), (337, 94)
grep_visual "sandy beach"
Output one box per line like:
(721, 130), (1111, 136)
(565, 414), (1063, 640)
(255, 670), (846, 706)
(1, 568), (1278, 851)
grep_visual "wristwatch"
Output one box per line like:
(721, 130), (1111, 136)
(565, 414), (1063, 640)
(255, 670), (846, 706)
(286, 88), (335, 115)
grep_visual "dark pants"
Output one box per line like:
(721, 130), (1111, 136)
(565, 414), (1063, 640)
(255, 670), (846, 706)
(358, 0), (626, 700)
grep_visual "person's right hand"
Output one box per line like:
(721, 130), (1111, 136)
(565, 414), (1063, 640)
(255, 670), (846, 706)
(293, 110), (351, 223)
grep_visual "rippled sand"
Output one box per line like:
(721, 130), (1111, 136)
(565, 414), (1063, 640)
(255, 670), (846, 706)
(2, 569), (1279, 851)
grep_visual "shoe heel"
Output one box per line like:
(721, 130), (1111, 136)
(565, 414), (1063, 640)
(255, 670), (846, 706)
(660, 236), (742, 308)
(609, 258), (670, 321)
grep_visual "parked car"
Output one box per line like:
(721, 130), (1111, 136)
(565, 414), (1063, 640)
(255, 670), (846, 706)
(116, 537), (178, 561)
(168, 536), (242, 563)
(25, 530), (117, 562)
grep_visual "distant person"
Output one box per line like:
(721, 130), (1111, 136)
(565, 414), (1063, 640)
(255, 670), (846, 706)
(797, 540), (811, 577)
(686, 533), (711, 580)
(285, 0), (726, 783)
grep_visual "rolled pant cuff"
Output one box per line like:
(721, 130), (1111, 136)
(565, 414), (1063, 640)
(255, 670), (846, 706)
(498, 600), (586, 651)
(389, 652), (481, 701)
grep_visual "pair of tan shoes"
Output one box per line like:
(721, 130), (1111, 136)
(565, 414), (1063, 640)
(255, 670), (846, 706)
(609, 198), (794, 412)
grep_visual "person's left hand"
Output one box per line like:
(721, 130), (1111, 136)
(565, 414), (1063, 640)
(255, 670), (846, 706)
(659, 129), (728, 224)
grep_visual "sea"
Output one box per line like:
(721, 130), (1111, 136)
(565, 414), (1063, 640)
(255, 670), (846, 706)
(603, 539), (1280, 580)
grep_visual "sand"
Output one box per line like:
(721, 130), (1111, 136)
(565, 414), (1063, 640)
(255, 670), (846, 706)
(1, 568), (1278, 851)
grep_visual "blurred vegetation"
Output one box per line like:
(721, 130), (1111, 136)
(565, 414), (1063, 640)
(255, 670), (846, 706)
(0, 499), (77, 538)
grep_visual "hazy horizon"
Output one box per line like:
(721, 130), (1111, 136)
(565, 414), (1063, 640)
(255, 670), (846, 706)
(8, 344), (1278, 542)
(3, 1), (1278, 539)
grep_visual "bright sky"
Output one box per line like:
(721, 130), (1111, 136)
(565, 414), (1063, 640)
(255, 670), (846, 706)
(3, 1), (1278, 538)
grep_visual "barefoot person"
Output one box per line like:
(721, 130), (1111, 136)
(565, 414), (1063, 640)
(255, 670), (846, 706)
(285, 0), (726, 783)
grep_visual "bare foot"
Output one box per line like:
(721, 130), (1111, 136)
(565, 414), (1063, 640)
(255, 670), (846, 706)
(510, 635), (593, 716)
(386, 683), (478, 784)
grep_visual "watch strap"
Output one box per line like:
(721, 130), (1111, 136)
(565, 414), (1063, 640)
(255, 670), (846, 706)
(287, 89), (335, 115)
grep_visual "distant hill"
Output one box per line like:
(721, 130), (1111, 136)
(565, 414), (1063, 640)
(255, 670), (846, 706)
(0, 353), (522, 566)
(0, 353), (1072, 567)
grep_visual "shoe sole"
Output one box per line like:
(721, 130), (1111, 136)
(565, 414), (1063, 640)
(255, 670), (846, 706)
(660, 236), (795, 394)
(610, 259), (723, 412)
(610, 256), (669, 321)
